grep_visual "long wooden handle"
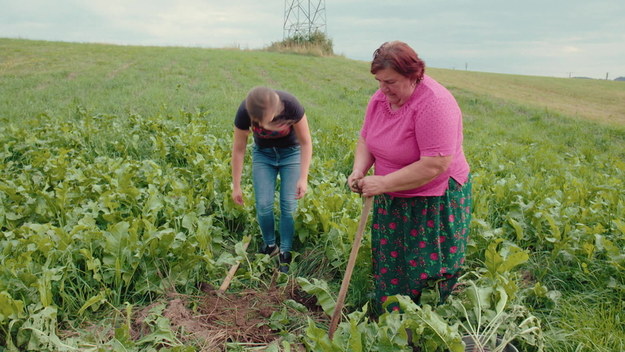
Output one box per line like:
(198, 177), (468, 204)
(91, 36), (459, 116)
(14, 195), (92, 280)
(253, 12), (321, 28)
(219, 240), (250, 293)
(328, 196), (373, 339)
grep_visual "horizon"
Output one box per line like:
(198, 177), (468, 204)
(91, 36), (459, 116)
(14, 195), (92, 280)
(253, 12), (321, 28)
(4, 36), (624, 82)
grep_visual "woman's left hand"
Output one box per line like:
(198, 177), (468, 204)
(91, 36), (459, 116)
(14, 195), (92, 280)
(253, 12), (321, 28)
(295, 179), (308, 199)
(357, 175), (386, 197)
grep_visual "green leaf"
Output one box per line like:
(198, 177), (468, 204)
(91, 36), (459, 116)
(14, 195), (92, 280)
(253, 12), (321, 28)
(37, 267), (63, 307)
(485, 239), (528, 276)
(296, 277), (336, 317)
(385, 296), (462, 351)
(0, 291), (25, 322)
(347, 317), (363, 352)
(544, 213), (561, 241)
(104, 221), (130, 255)
(304, 318), (340, 351)
(181, 212), (197, 231)
(485, 239), (504, 277)
(507, 217), (524, 241)
(234, 236), (251, 257)
(613, 219), (625, 236)
(284, 299), (308, 313)
(136, 304), (180, 348)
(497, 247), (529, 273)
(17, 305), (76, 351)
(77, 291), (107, 315)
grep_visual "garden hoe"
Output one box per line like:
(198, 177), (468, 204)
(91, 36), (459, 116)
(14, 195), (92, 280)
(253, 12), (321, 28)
(328, 196), (373, 339)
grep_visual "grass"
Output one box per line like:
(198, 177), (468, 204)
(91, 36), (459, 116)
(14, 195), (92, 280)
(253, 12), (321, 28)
(537, 291), (625, 352)
(0, 38), (371, 133)
(429, 67), (625, 126)
(524, 249), (625, 351)
(1, 37), (625, 351)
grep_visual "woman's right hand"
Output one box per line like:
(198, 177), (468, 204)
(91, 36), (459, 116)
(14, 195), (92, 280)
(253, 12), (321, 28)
(347, 170), (364, 194)
(232, 188), (244, 205)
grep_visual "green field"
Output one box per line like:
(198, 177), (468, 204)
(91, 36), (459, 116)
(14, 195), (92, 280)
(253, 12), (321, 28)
(1, 38), (625, 351)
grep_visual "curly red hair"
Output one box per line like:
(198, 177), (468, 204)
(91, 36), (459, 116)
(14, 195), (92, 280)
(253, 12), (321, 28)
(371, 41), (425, 82)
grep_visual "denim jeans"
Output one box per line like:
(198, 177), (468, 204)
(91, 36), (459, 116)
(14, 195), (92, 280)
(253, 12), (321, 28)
(252, 145), (301, 253)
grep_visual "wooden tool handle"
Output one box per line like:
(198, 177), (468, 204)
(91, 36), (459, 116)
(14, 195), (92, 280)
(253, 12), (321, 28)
(219, 240), (250, 292)
(328, 196), (373, 339)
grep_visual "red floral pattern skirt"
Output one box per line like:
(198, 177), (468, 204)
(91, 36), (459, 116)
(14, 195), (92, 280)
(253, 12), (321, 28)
(371, 176), (472, 311)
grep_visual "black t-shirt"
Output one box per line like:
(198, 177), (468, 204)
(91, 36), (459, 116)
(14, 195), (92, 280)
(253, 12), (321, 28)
(234, 90), (305, 148)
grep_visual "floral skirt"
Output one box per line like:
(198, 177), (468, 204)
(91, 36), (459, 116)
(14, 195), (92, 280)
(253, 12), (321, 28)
(371, 176), (472, 310)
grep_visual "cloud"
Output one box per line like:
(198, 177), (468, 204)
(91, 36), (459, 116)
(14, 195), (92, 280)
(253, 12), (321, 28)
(1, 0), (623, 77)
(76, 0), (282, 47)
(562, 46), (581, 54)
(329, 0), (625, 77)
(0, 0), (283, 48)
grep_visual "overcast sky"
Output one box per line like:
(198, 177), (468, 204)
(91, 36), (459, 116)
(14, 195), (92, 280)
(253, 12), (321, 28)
(2, 0), (624, 79)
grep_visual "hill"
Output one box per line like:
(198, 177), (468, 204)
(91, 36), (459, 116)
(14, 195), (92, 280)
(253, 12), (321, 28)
(1, 38), (624, 127)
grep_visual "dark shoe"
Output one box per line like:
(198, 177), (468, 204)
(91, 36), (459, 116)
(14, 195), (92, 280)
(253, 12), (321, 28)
(259, 244), (278, 256)
(279, 252), (292, 273)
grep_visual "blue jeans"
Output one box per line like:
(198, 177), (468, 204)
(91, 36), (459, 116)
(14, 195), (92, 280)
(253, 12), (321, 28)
(252, 145), (301, 253)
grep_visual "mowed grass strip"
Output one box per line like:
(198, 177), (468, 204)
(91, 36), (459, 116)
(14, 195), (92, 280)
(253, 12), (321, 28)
(428, 67), (625, 126)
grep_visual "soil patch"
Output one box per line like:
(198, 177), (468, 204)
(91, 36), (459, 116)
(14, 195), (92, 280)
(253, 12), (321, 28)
(133, 282), (324, 351)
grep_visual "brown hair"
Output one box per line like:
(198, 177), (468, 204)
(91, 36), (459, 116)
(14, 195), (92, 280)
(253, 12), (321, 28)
(370, 41), (425, 82)
(245, 86), (280, 122)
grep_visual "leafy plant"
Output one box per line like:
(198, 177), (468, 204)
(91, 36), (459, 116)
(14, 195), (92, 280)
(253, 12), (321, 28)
(304, 304), (416, 352)
(448, 280), (543, 352)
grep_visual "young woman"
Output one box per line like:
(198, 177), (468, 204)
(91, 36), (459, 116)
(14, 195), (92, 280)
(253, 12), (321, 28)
(231, 86), (312, 273)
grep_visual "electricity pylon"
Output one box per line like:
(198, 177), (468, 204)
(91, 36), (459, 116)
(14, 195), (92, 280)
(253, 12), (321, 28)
(283, 0), (327, 40)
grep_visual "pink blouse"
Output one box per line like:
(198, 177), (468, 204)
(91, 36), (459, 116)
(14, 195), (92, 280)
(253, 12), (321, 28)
(360, 74), (470, 197)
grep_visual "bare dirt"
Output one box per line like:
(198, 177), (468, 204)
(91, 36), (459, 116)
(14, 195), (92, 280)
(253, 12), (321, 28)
(132, 281), (324, 351)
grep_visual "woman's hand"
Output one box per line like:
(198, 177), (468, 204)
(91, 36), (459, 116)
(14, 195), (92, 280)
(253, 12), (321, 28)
(295, 178), (308, 199)
(232, 188), (244, 205)
(348, 170), (365, 193)
(356, 175), (387, 197)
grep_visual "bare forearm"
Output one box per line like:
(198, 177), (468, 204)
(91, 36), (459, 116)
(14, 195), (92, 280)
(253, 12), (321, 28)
(381, 156), (452, 192)
(355, 156), (452, 197)
(385, 160), (444, 191)
(231, 128), (249, 189)
(293, 114), (313, 182)
(231, 151), (245, 188)
(348, 137), (374, 193)
(352, 137), (374, 175)
(299, 142), (312, 181)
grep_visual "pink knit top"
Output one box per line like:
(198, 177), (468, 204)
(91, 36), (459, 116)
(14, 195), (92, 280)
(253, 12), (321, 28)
(360, 74), (470, 197)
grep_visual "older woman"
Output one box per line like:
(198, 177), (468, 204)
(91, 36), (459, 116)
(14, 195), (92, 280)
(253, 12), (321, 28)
(348, 41), (471, 311)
